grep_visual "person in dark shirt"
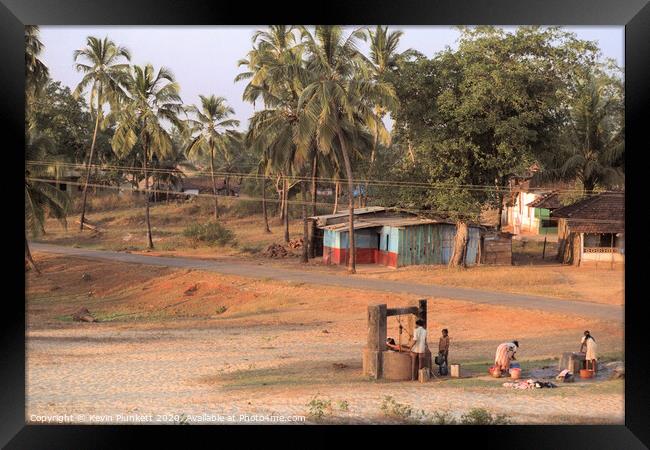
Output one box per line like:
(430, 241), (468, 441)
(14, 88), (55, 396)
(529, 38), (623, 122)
(437, 329), (450, 375)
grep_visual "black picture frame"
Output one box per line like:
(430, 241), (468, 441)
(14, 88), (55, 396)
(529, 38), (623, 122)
(2, 0), (648, 447)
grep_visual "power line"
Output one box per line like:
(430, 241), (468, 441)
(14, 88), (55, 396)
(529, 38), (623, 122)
(27, 176), (625, 224)
(26, 160), (625, 196)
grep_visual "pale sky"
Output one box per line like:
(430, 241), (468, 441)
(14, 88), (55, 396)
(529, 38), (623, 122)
(39, 26), (624, 131)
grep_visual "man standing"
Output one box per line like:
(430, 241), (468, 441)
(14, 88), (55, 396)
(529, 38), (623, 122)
(410, 319), (427, 381)
(438, 328), (450, 375)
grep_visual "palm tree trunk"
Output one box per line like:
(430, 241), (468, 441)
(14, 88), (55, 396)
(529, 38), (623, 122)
(449, 221), (469, 268)
(496, 177), (506, 231)
(496, 192), (504, 231)
(309, 155), (318, 259)
(210, 146), (218, 220)
(79, 98), (102, 231)
(333, 181), (340, 214)
(364, 133), (379, 208)
(262, 174), (271, 233)
(311, 155), (318, 216)
(337, 132), (356, 274)
(143, 135), (154, 250)
(25, 234), (40, 274)
(283, 179), (290, 243)
(301, 179), (308, 263)
(278, 175), (285, 220)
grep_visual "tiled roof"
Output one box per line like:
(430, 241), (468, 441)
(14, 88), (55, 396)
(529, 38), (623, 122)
(527, 192), (563, 209)
(552, 193), (624, 234)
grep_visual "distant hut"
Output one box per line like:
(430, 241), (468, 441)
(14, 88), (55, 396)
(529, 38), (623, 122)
(181, 176), (240, 197)
(501, 165), (573, 235)
(552, 193), (624, 266)
(525, 191), (563, 235)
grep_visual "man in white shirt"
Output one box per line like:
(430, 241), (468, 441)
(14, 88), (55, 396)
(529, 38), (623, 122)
(410, 319), (428, 380)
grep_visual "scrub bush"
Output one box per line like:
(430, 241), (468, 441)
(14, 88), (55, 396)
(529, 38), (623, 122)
(183, 221), (235, 246)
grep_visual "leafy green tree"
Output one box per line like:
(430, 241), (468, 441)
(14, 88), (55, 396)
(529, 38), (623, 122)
(30, 81), (94, 162)
(185, 95), (240, 219)
(111, 64), (185, 249)
(390, 26), (602, 266)
(73, 36), (131, 230)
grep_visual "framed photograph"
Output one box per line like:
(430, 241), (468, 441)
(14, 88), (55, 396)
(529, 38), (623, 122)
(3, 0), (648, 446)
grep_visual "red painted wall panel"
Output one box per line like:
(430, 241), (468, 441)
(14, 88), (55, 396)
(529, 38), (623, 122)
(375, 250), (398, 268)
(323, 246), (397, 268)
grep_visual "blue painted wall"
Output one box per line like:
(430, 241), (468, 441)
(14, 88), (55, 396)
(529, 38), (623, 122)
(324, 223), (481, 267)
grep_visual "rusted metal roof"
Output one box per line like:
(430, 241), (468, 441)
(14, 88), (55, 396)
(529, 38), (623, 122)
(308, 206), (386, 221)
(309, 207), (396, 227)
(323, 215), (475, 232)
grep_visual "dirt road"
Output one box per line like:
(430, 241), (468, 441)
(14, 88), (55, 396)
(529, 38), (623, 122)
(31, 243), (623, 322)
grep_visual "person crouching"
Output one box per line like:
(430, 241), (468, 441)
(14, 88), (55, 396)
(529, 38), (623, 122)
(494, 340), (519, 374)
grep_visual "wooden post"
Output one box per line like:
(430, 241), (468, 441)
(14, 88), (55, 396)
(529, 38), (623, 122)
(610, 233), (614, 270)
(363, 304), (387, 379)
(542, 236), (547, 259)
(414, 298), (432, 371)
(418, 299), (427, 328)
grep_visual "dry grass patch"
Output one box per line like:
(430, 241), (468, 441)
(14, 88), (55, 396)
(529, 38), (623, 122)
(358, 264), (623, 305)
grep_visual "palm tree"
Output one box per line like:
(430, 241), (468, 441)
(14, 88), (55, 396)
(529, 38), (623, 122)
(237, 26), (311, 248)
(297, 26), (396, 273)
(73, 36), (131, 230)
(185, 95), (240, 220)
(112, 64), (185, 249)
(25, 131), (70, 273)
(25, 25), (49, 115)
(537, 71), (624, 193)
(361, 26), (404, 206)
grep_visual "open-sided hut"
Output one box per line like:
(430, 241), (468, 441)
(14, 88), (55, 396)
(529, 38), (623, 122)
(552, 193), (624, 266)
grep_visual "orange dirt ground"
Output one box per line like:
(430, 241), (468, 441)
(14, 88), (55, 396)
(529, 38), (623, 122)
(39, 201), (624, 306)
(26, 253), (624, 424)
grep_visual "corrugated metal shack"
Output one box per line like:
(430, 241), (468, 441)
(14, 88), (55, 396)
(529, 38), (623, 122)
(312, 208), (485, 268)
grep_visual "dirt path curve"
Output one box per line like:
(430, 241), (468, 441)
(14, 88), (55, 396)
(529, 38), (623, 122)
(31, 243), (622, 322)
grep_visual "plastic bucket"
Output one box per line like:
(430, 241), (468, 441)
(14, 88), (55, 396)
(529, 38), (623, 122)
(489, 366), (502, 378)
(579, 369), (594, 379)
(510, 368), (521, 379)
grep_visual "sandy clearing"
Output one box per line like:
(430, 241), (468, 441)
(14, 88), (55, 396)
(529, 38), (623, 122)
(26, 254), (624, 425)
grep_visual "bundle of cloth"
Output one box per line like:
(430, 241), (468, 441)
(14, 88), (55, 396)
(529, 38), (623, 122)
(502, 379), (557, 389)
(556, 369), (575, 382)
